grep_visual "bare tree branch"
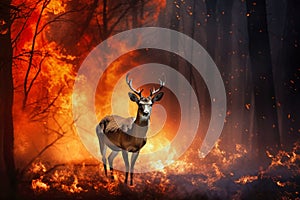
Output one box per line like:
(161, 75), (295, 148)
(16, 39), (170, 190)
(20, 129), (64, 177)
(23, 0), (50, 109)
(37, 7), (86, 35)
(29, 86), (65, 121)
(107, 5), (131, 36)
(11, 3), (38, 45)
(19, 114), (74, 177)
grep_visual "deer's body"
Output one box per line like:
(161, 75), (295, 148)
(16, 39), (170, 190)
(97, 115), (147, 152)
(96, 74), (164, 185)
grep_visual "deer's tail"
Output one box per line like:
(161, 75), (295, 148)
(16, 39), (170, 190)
(96, 119), (108, 167)
(96, 117), (109, 138)
(96, 123), (102, 138)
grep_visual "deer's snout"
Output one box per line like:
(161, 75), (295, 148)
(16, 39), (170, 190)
(142, 107), (150, 114)
(143, 110), (149, 115)
(141, 105), (151, 116)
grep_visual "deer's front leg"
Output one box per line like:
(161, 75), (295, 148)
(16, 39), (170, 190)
(130, 151), (140, 186)
(121, 150), (129, 184)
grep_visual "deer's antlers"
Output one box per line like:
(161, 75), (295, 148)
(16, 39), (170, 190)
(150, 77), (165, 96)
(126, 74), (143, 97)
(126, 74), (165, 97)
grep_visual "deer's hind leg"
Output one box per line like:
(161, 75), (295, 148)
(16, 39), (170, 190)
(96, 125), (108, 176)
(108, 151), (119, 180)
(101, 144), (108, 176)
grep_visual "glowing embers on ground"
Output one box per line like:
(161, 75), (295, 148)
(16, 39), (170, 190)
(25, 141), (300, 199)
(32, 176), (50, 192)
(235, 175), (258, 184)
(266, 144), (300, 169)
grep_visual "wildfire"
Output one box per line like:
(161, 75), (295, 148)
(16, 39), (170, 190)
(8, 0), (300, 199)
(12, 0), (171, 173)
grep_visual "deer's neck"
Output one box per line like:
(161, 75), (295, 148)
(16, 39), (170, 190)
(131, 113), (149, 138)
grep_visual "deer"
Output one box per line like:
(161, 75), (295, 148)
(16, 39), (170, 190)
(96, 74), (165, 185)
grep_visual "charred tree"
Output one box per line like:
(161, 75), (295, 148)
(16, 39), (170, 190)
(169, 0), (180, 71)
(272, 1), (300, 146)
(0, 0), (16, 199)
(130, 0), (139, 28)
(205, 0), (217, 60)
(246, 0), (280, 158)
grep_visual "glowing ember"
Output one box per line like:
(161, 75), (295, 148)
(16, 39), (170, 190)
(276, 181), (285, 187)
(235, 175), (258, 184)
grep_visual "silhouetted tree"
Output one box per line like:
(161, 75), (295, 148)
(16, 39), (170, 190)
(246, 0), (280, 158)
(270, 1), (300, 146)
(205, 0), (217, 59)
(0, 1), (16, 199)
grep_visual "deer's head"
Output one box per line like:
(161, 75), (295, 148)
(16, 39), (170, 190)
(126, 74), (164, 120)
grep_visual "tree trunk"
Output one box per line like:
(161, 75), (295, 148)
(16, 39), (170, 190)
(0, 0), (16, 199)
(205, 0), (217, 59)
(246, 0), (280, 159)
(130, 0), (139, 28)
(272, 0), (300, 147)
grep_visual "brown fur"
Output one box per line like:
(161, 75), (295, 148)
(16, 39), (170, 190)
(99, 115), (147, 152)
(100, 115), (135, 133)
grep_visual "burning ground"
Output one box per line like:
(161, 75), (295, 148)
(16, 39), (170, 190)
(19, 141), (300, 199)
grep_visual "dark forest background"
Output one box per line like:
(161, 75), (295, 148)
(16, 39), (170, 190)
(0, 0), (299, 199)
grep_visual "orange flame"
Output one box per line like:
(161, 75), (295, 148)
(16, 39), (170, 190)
(32, 176), (50, 192)
(61, 175), (86, 193)
(235, 175), (258, 184)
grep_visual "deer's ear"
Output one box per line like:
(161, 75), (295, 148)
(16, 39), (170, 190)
(128, 92), (139, 102)
(152, 92), (164, 103)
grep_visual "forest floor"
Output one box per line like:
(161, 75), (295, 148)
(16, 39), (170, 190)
(17, 168), (300, 200)
(17, 146), (300, 200)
